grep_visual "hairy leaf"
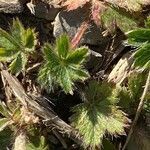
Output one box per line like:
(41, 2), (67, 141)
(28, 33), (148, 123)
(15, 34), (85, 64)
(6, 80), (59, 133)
(71, 81), (128, 148)
(127, 28), (150, 44)
(66, 47), (88, 64)
(11, 18), (24, 42)
(134, 43), (150, 69)
(128, 72), (147, 101)
(0, 18), (37, 74)
(0, 48), (18, 61)
(0, 28), (20, 48)
(118, 72), (148, 113)
(126, 28), (150, 69)
(38, 34), (89, 94)
(9, 53), (27, 75)
(56, 34), (70, 58)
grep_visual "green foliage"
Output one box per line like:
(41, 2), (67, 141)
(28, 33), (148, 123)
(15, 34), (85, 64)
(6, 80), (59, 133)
(0, 100), (48, 149)
(126, 28), (150, 69)
(101, 7), (137, 32)
(0, 128), (12, 150)
(127, 28), (150, 44)
(71, 81), (128, 148)
(134, 43), (150, 69)
(38, 34), (89, 94)
(118, 72), (148, 112)
(0, 18), (37, 75)
(0, 101), (13, 132)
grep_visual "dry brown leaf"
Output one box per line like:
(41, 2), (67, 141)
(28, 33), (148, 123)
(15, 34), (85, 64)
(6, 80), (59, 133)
(108, 52), (134, 85)
(62, 0), (90, 11)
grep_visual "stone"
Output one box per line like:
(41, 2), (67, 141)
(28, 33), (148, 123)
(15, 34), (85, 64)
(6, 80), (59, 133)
(0, 0), (26, 13)
(53, 7), (106, 46)
(27, 0), (61, 21)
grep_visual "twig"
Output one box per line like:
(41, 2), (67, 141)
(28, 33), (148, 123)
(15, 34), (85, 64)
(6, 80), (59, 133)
(122, 70), (150, 150)
(26, 63), (42, 72)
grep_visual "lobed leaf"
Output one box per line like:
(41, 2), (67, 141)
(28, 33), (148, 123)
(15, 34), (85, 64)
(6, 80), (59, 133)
(71, 81), (128, 148)
(0, 18), (37, 74)
(38, 34), (89, 94)
(11, 18), (37, 52)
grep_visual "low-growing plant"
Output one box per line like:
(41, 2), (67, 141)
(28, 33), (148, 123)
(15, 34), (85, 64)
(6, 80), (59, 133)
(0, 100), (48, 150)
(38, 34), (90, 94)
(70, 81), (129, 148)
(0, 18), (37, 75)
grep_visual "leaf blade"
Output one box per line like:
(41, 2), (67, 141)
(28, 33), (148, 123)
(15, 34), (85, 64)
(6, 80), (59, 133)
(56, 34), (70, 59)
(66, 47), (89, 64)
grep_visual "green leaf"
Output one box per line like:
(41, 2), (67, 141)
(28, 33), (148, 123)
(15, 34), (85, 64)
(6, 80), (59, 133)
(118, 72), (148, 113)
(71, 81), (128, 148)
(128, 72), (147, 100)
(11, 18), (24, 42)
(0, 28), (20, 48)
(0, 128), (12, 150)
(0, 48), (18, 61)
(11, 18), (37, 52)
(22, 28), (37, 51)
(0, 36), (18, 51)
(0, 18), (37, 75)
(56, 34), (70, 58)
(101, 7), (137, 32)
(0, 118), (12, 132)
(127, 28), (150, 44)
(66, 47), (89, 64)
(134, 43), (150, 69)
(69, 67), (90, 81)
(43, 43), (59, 64)
(9, 53), (27, 75)
(38, 34), (89, 94)
(59, 66), (73, 94)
